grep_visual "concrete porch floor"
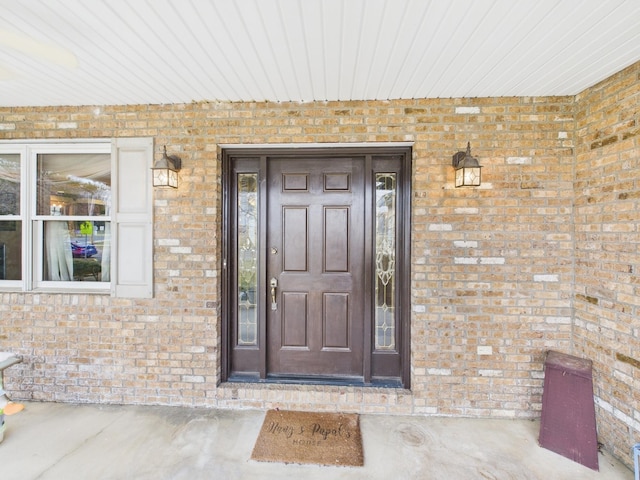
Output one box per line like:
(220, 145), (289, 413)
(0, 402), (633, 480)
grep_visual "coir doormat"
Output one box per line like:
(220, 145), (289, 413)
(251, 409), (364, 467)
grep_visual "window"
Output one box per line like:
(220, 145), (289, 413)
(0, 153), (21, 281)
(36, 149), (111, 288)
(0, 138), (153, 297)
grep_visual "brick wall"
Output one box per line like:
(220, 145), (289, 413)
(574, 61), (640, 465)
(0, 61), (637, 467)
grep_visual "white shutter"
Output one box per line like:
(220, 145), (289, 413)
(111, 137), (154, 298)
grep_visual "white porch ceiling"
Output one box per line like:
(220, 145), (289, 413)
(1, 0), (639, 107)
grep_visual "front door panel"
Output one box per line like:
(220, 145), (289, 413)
(267, 157), (365, 379)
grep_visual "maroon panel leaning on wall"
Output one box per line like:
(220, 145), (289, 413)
(539, 350), (599, 471)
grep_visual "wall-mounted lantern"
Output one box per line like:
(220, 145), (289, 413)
(152, 146), (182, 188)
(452, 142), (482, 187)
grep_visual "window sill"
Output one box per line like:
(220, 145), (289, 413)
(32, 287), (111, 295)
(0, 286), (110, 295)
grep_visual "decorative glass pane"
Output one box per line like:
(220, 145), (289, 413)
(375, 174), (396, 351)
(43, 220), (110, 282)
(237, 173), (258, 346)
(0, 221), (21, 280)
(0, 154), (20, 215)
(37, 154), (111, 216)
(455, 166), (481, 187)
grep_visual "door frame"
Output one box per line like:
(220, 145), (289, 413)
(221, 145), (412, 388)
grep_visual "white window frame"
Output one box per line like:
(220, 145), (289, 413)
(29, 142), (112, 292)
(0, 138), (154, 298)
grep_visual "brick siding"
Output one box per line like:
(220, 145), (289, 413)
(0, 60), (638, 468)
(574, 62), (640, 465)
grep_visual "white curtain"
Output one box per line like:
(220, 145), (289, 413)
(101, 222), (110, 282)
(45, 221), (73, 280)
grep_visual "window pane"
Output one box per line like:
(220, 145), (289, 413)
(37, 154), (111, 216)
(43, 220), (110, 282)
(375, 174), (396, 351)
(0, 222), (21, 280)
(237, 173), (258, 346)
(0, 154), (20, 215)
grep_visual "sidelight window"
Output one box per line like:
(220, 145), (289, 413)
(375, 173), (396, 351)
(237, 173), (258, 346)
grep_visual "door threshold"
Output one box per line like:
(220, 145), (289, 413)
(227, 372), (402, 388)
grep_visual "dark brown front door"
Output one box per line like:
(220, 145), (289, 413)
(267, 157), (365, 380)
(223, 146), (411, 388)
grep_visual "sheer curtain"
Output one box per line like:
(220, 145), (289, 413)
(45, 221), (73, 280)
(101, 223), (110, 282)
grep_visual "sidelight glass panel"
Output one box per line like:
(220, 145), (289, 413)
(237, 173), (258, 346)
(375, 173), (396, 351)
